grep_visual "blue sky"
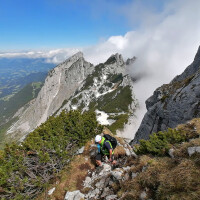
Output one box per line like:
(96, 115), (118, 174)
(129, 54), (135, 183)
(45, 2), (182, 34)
(0, 0), (167, 50)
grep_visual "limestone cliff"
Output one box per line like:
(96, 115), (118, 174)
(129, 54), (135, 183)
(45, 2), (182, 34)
(132, 46), (200, 144)
(7, 52), (94, 139)
(6, 52), (138, 141)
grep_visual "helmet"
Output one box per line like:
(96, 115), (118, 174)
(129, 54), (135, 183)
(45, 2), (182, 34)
(95, 135), (102, 143)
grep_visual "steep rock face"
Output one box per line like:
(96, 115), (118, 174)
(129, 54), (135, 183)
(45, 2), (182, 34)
(7, 52), (94, 138)
(7, 52), (138, 141)
(57, 53), (138, 139)
(60, 54), (136, 112)
(132, 46), (200, 144)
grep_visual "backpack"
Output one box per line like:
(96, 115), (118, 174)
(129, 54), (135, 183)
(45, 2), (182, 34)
(103, 134), (117, 149)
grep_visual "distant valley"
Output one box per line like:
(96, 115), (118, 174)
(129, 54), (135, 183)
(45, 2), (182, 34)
(0, 57), (55, 99)
(0, 57), (55, 147)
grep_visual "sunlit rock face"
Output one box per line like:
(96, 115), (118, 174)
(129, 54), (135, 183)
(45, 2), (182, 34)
(7, 52), (94, 137)
(132, 46), (200, 144)
(7, 52), (138, 141)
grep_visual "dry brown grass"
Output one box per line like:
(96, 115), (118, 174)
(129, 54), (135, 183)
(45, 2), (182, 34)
(177, 118), (200, 139)
(115, 136), (126, 145)
(120, 154), (200, 200)
(82, 139), (94, 156)
(119, 178), (143, 199)
(174, 138), (200, 158)
(119, 119), (200, 200)
(103, 127), (112, 135)
(157, 159), (200, 199)
(35, 141), (95, 200)
(114, 146), (126, 159)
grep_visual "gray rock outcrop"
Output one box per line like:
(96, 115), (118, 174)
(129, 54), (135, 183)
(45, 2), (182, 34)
(131, 46), (200, 144)
(187, 146), (200, 156)
(65, 190), (85, 200)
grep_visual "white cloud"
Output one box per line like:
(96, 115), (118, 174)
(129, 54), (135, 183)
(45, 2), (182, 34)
(0, 48), (80, 64)
(83, 0), (200, 138)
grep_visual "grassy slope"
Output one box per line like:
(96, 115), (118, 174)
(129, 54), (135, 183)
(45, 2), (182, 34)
(118, 118), (200, 200)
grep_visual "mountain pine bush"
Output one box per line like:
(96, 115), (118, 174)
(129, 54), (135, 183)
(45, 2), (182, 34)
(0, 110), (102, 200)
(135, 128), (187, 156)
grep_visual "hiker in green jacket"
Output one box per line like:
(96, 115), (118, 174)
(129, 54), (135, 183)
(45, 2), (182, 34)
(95, 135), (116, 166)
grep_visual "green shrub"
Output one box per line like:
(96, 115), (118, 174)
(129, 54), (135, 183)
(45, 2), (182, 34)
(97, 86), (133, 113)
(104, 56), (116, 65)
(0, 110), (102, 199)
(108, 114), (129, 134)
(135, 128), (186, 156)
(109, 73), (123, 83)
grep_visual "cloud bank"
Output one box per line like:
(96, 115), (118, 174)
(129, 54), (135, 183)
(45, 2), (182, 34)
(83, 0), (200, 138)
(1, 0), (200, 138)
(0, 48), (80, 64)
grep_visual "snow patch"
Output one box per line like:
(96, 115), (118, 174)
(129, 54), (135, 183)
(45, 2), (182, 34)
(72, 105), (77, 110)
(96, 110), (110, 125)
(103, 75), (107, 80)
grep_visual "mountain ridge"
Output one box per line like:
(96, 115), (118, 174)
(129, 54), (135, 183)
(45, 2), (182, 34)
(4, 52), (137, 144)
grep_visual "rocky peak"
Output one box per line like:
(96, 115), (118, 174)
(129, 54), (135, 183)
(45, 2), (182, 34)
(126, 56), (136, 66)
(6, 52), (94, 139)
(59, 51), (84, 68)
(61, 51), (83, 65)
(172, 45), (200, 83)
(105, 53), (124, 66)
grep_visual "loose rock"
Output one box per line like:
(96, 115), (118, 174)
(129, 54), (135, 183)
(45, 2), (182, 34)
(76, 146), (85, 154)
(188, 146), (200, 156)
(64, 190), (84, 200)
(106, 194), (118, 200)
(111, 169), (123, 181)
(168, 148), (175, 158)
(140, 191), (147, 200)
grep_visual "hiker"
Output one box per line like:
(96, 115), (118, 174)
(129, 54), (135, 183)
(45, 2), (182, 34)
(95, 134), (116, 166)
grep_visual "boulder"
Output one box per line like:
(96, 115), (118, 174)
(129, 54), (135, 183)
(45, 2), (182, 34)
(132, 172), (138, 179)
(106, 195), (118, 200)
(111, 168), (123, 181)
(168, 148), (175, 158)
(76, 146), (85, 154)
(64, 190), (84, 200)
(101, 187), (114, 198)
(95, 175), (109, 189)
(48, 187), (55, 195)
(187, 146), (200, 156)
(122, 166), (131, 171)
(86, 188), (100, 199)
(140, 191), (147, 200)
(84, 176), (92, 188)
(99, 164), (112, 175)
